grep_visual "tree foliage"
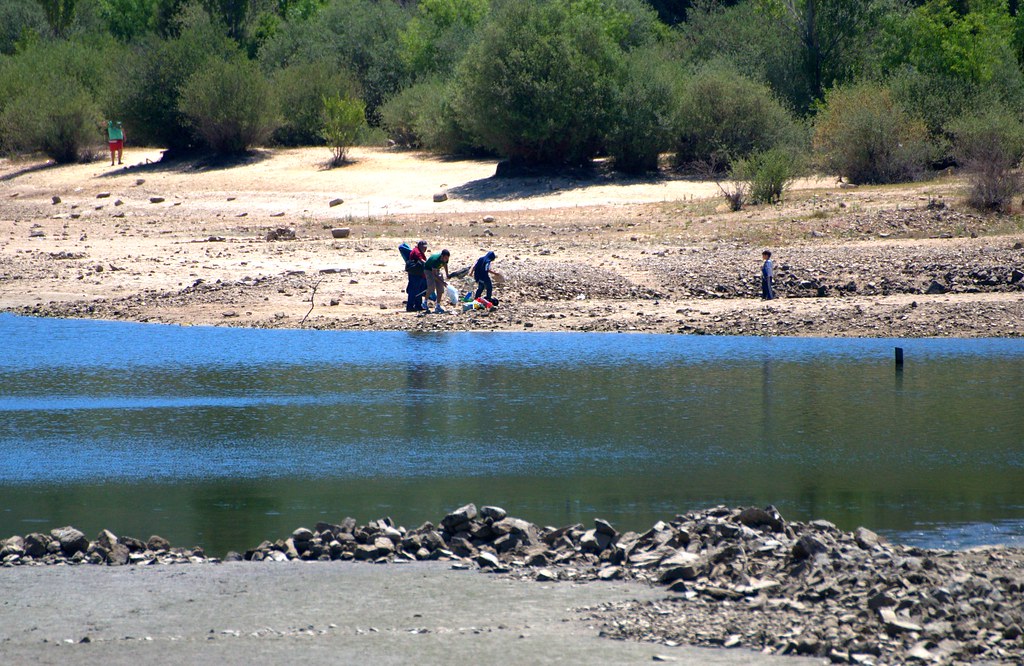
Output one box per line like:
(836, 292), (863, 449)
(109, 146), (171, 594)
(321, 94), (365, 166)
(178, 56), (279, 154)
(813, 81), (934, 184)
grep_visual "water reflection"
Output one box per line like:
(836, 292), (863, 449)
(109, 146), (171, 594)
(1, 314), (1023, 554)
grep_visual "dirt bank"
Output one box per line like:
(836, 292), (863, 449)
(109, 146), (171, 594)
(2, 147), (1022, 337)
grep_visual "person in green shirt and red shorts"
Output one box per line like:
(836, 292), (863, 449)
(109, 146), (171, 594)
(107, 121), (124, 166)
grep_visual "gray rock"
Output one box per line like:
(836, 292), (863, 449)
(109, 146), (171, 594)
(96, 529), (118, 551)
(23, 533), (50, 558)
(441, 504), (477, 532)
(329, 198), (344, 207)
(146, 535), (171, 552)
(292, 528), (314, 543)
(52, 527), (89, 556)
(107, 543), (130, 566)
(475, 551), (501, 569)
(925, 280), (947, 294)
(433, 192), (448, 202)
(480, 506), (507, 522)
(331, 228), (350, 239)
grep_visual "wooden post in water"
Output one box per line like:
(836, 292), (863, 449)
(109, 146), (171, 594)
(895, 347), (904, 370)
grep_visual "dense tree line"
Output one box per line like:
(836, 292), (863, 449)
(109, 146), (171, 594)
(3, 0), (1024, 205)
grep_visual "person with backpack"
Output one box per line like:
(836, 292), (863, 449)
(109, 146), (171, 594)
(424, 249), (451, 314)
(404, 240), (428, 312)
(472, 251), (497, 301)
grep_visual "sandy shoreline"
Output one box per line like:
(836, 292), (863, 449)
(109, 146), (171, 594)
(2, 146), (1021, 337)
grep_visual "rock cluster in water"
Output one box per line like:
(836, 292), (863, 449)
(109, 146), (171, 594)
(4, 505), (1022, 665)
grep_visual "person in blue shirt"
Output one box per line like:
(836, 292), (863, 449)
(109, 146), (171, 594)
(761, 249), (775, 300)
(472, 251), (496, 301)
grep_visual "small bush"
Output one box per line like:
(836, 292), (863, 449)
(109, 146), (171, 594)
(179, 57), (279, 154)
(733, 148), (801, 205)
(272, 62), (359, 146)
(380, 77), (471, 154)
(672, 62), (802, 172)
(321, 94), (365, 166)
(813, 81), (935, 184)
(948, 108), (1024, 212)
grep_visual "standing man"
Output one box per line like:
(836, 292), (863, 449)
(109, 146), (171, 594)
(761, 249), (775, 300)
(424, 249), (450, 314)
(472, 251), (496, 301)
(107, 121), (125, 166)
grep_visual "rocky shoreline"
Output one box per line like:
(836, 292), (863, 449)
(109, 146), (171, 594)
(4, 505), (1022, 665)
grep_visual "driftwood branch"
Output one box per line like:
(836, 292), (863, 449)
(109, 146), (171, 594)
(300, 278), (324, 326)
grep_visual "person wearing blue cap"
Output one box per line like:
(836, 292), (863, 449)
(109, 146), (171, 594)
(473, 250), (497, 301)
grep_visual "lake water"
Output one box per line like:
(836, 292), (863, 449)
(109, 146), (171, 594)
(1, 313), (1022, 556)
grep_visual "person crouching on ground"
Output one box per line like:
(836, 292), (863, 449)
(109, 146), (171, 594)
(761, 249), (775, 300)
(106, 120), (125, 166)
(473, 251), (496, 301)
(424, 249), (451, 313)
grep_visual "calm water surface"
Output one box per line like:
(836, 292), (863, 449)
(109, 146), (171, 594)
(1, 314), (1022, 555)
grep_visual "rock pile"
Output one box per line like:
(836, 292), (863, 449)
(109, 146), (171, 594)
(4, 506), (1022, 664)
(1, 526), (209, 566)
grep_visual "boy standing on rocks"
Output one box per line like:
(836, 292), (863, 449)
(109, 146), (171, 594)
(761, 249), (775, 300)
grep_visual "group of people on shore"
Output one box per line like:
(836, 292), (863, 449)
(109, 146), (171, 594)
(403, 240), (498, 314)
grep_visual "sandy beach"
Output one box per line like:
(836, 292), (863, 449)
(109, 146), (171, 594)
(2, 146), (1021, 337)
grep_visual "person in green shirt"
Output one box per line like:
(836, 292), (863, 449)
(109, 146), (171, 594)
(106, 120), (125, 166)
(423, 249), (450, 314)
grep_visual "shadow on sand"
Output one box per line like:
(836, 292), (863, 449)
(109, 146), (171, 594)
(447, 160), (685, 203)
(95, 149), (273, 179)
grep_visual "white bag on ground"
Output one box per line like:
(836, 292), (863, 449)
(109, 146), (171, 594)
(445, 284), (460, 305)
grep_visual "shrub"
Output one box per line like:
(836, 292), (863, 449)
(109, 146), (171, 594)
(272, 62), (359, 146)
(321, 94), (365, 166)
(1, 86), (101, 162)
(732, 148), (801, 205)
(813, 81), (934, 184)
(257, 0), (411, 125)
(672, 62), (802, 172)
(0, 0), (48, 55)
(604, 46), (678, 173)
(116, 13), (238, 151)
(178, 57), (279, 154)
(0, 39), (115, 162)
(451, 0), (622, 166)
(948, 108), (1024, 212)
(380, 76), (473, 154)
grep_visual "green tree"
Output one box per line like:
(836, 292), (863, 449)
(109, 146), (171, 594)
(756, 0), (884, 110)
(399, 0), (489, 78)
(604, 45), (678, 173)
(178, 56), (279, 154)
(272, 62), (359, 145)
(99, 0), (158, 41)
(876, 0), (1024, 135)
(813, 81), (934, 184)
(0, 0), (48, 54)
(115, 9), (238, 151)
(0, 39), (117, 162)
(35, 0), (78, 37)
(948, 106), (1024, 211)
(451, 0), (624, 166)
(258, 0), (411, 124)
(672, 61), (803, 171)
(321, 94), (365, 166)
